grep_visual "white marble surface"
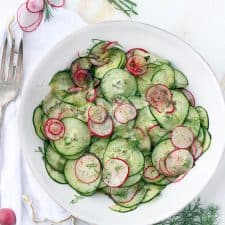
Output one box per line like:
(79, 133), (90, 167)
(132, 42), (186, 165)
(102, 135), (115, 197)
(1, 0), (225, 224)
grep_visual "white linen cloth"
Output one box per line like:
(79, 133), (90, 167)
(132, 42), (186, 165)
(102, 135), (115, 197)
(0, 8), (89, 225)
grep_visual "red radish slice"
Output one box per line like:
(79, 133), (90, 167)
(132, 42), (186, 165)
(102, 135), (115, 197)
(46, 0), (65, 7)
(158, 158), (174, 176)
(17, 3), (43, 30)
(145, 84), (173, 110)
(165, 149), (194, 176)
(172, 172), (189, 183)
(165, 103), (175, 114)
(26, 0), (44, 13)
(127, 48), (149, 59)
(68, 86), (83, 93)
(72, 69), (92, 87)
(191, 140), (203, 160)
(103, 158), (129, 187)
(88, 116), (113, 138)
(0, 208), (16, 225)
(114, 103), (137, 124)
(148, 124), (159, 132)
(110, 185), (138, 203)
(44, 118), (65, 140)
(134, 127), (146, 137)
(144, 166), (161, 181)
(102, 41), (118, 53)
(88, 105), (107, 124)
(75, 154), (101, 184)
(86, 89), (97, 102)
(126, 55), (147, 76)
(171, 126), (194, 149)
(182, 88), (195, 106)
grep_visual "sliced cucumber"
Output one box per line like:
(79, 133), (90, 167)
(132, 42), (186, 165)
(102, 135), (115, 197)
(202, 128), (211, 152)
(42, 94), (60, 115)
(148, 125), (167, 146)
(64, 159), (101, 195)
(63, 151), (85, 160)
(148, 53), (170, 65)
(45, 144), (66, 172)
(101, 69), (137, 101)
(128, 96), (148, 110)
(54, 118), (90, 156)
(103, 139), (144, 176)
(49, 71), (73, 93)
(95, 97), (112, 113)
(151, 64), (175, 88)
(142, 184), (162, 203)
(136, 107), (158, 132)
(70, 57), (92, 74)
(33, 106), (47, 140)
(89, 138), (109, 161)
(109, 204), (137, 213)
(45, 162), (67, 184)
(183, 106), (201, 137)
(123, 170), (143, 187)
(197, 127), (205, 144)
(94, 48), (126, 79)
(174, 69), (188, 88)
(196, 106), (209, 129)
(150, 90), (189, 132)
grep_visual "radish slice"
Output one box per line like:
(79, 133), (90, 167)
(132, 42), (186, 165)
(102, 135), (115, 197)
(191, 140), (203, 160)
(102, 41), (118, 53)
(75, 154), (101, 184)
(88, 116), (113, 138)
(114, 103), (137, 124)
(172, 172), (189, 183)
(146, 84), (172, 110)
(0, 208), (16, 225)
(103, 158), (129, 187)
(72, 69), (92, 87)
(182, 88), (195, 106)
(171, 126), (194, 149)
(110, 185), (138, 203)
(86, 89), (97, 102)
(17, 3), (43, 31)
(144, 166), (161, 181)
(127, 48), (149, 59)
(165, 149), (194, 176)
(158, 158), (173, 176)
(44, 118), (65, 140)
(68, 86), (83, 93)
(26, 0), (44, 13)
(88, 105), (107, 124)
(165, 103), (175, 114)
(46, 0), (65, 7)
(126, 55), (148, 76)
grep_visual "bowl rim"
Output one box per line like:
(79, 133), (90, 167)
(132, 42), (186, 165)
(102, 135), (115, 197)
(19, 20), (225, 225)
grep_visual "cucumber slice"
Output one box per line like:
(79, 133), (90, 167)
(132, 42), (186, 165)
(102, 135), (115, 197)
(64, 159), (101, 195)
(101, 69), (137, 101)
(174, 69), (188, 88)
(70, 57), (92, 74)
(45, 162), (67, 184)
(155, 177), (171, 186)
(151, 64), (175, 88)
(183, 106), (201, 137)
(59, 91), (88, 107)
(54, 118), (90, 156)
(150, 90), (189, 132)
(89, 138), (109, 161)
(123, 170), (143, 187)
(148, 53), (170, 65)
(203, 128), (211, 152)
(197, 127), (205, 144)
(109, 204), (137, 213)
(196, 106), (209, 129)
(141, 184), (162, 203)
(136, 107), (158, 132)
(152, 139), (174, 171)
(128, 96), (148, 110)
(33, 106), (47, 140)
(63, 151), (85, 160)
(42, 94), (60, 115)
(45, 144), (66, 172)
(103, 139), (144, 176)
(94, 48), (126, 79)
(49, 71), (74, 93)
(148, 125), (167, 146)
(95, 97), (112, 113)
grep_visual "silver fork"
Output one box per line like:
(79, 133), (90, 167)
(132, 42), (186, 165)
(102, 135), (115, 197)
(0, 37), (23, 130)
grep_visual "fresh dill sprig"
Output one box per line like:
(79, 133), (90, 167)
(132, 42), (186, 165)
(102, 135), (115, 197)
(107, 0), (138, 17)
(44, 2), (54, 21)
(156, 198), (219, 225)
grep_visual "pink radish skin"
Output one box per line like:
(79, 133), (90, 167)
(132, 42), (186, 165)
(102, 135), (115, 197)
(191, 140), (203, 160)
(75, 155), (101, 184)
(68, 86), (83, 93)
(86, 89), (97, 102)
(88, 105), (107, 124)
(111, 186), (138, 203)
(158, 158), (174, 177)
(0, 208), (16, 225)
(44, 118), (65, 140)
(26, 0), (44, 13)
(144, 166), (161, 181)
(103, 158), (130, 188)
(171, 126), (194, 149)
(182, 88), (195, 106)
(46, 0), (65, 7)
(127, 48), (149, 59)
(173, 172), (189, 183)
(17, 3), (43, 31)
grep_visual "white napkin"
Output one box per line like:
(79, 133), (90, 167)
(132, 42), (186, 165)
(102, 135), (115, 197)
(0, 8), (89, 225)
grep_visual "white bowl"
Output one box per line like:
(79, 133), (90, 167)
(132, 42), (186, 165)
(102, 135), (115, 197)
(19, 21), (225, 225)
